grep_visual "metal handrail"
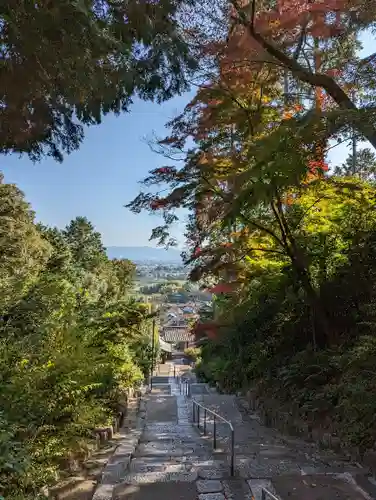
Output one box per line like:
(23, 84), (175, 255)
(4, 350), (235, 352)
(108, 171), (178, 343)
(192, 398), (235, 476)
(261, 488), (280, 500)
(178, 376), (190, 396)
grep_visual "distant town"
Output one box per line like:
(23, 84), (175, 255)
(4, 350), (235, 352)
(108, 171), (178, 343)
(136, 262), (188, 281)
(126, 255), (213, 356)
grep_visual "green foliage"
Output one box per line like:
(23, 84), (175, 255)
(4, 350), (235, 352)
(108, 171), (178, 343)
(184, 347), (201, 362)
(0, 176), (51, 314)
(334, 148), (376, 181)
(140, 281), (185, 296)
(193, 178), (376, 451)
(0, 180), (153, 498)
(63, 216), (108, 272)
(1, 0), (196, 162)
(125, 0), (376, 459)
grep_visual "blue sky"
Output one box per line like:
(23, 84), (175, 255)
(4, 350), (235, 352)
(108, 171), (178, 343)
(0, 92), (195, 247)
(0, 33), (374, 248)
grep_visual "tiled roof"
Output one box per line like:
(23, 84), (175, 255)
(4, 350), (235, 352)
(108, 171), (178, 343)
(162, 327), (192, 343)
(208, 283), (234, 294)
(164, 318), (188, 327)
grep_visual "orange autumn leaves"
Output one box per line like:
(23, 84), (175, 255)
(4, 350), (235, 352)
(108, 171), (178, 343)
(256, 0), (347, 38)
(282, 103), (304, 120)
(231, 0), (348, 45)
(282, 101), (329, 178)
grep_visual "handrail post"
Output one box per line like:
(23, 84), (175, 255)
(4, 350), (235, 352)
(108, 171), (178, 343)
(261, 488), (280, 500)
(190, 398), (235, 477)
(213, 415), (217, 449)
(230, 427), (235, 476)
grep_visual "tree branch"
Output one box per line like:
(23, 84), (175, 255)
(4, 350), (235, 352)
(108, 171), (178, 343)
(292, 196), (327, 231)
(239, 212), (285, 249)
(218, 83), (255, 135)
(230, 0), (376, 150)
(293, 24), (307, 60)
(246, 247), (285, 255)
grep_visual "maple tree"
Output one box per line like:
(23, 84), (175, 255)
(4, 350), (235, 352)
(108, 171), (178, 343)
(129, 0), (376, 453)
(129, 0), (376, 348)
(179, 0), (376, 151)
(129, 69), (331, 341)
(227, 0), (376, 147)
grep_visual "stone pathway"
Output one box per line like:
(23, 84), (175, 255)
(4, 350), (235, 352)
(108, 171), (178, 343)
(109, 363), (251, 500)
(191, 390), (376, 500)
(92, 363), (376, 500)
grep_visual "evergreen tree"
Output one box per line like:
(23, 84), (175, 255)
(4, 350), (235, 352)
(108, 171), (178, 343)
(63, 216), (107, 272)
(0, 175), (51, 314)
(0, 0), (196, 161)
(334, 148), (376, 181)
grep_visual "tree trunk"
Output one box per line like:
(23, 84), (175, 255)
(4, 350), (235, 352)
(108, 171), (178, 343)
(292, 254), (332, 348)
(243, 18), (376, 150)
(270, 192), (333, 347)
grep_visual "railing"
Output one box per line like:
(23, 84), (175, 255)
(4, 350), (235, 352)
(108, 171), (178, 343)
(192, 398), (235, 476)
(261, 488), (280, 500)
(179, 377), (190, 396)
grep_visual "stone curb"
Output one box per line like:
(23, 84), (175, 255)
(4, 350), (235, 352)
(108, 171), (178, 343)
(92, 398), (147, 500)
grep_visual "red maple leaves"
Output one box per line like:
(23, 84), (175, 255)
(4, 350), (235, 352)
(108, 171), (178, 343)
(154, 167), (175, 175)
(308, 160), (329, 175)
(192, 321), (219, 340)
(236, 0), (346, 40)
(193, 246), (202, 257)
(150, 198), (168, 210)
(208, 283), (234, 294)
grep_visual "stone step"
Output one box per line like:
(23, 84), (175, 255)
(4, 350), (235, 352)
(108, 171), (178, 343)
(222, 478), (255, 500)
(190, 383), (211, 396)
(94, 370), (376, 500)
(353, 473), (376, 499)
(191, 394), (242, 418)
(113, 481), (198, 500)
(132, 448), (213, 459)
(119, 468), (199, 484)
(271, 472), (373, 500)
(113, 476), (252, 500)
(247, 479), (276, 500)
(142, 423), (204, 435)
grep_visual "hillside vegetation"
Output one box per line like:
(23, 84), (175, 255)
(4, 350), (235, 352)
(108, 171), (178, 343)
(0, 177), (154, 499)
(127, 0), (376, 457)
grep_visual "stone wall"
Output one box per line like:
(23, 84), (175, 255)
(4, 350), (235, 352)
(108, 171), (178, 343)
(243, 388), (347, 455)
(240, 388), (372, 474)
(243, 387), (376, 475)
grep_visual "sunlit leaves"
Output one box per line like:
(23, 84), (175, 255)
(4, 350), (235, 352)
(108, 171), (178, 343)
(0, 178), (153, 497)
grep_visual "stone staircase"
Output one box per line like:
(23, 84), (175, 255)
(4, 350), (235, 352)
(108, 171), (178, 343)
(92, 364), (252, 500)
(190, 387), (376, 500)
(90, 367), (376, 500)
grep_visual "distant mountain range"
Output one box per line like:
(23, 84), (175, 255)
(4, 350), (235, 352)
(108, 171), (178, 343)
(106, 246), (182, 263)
